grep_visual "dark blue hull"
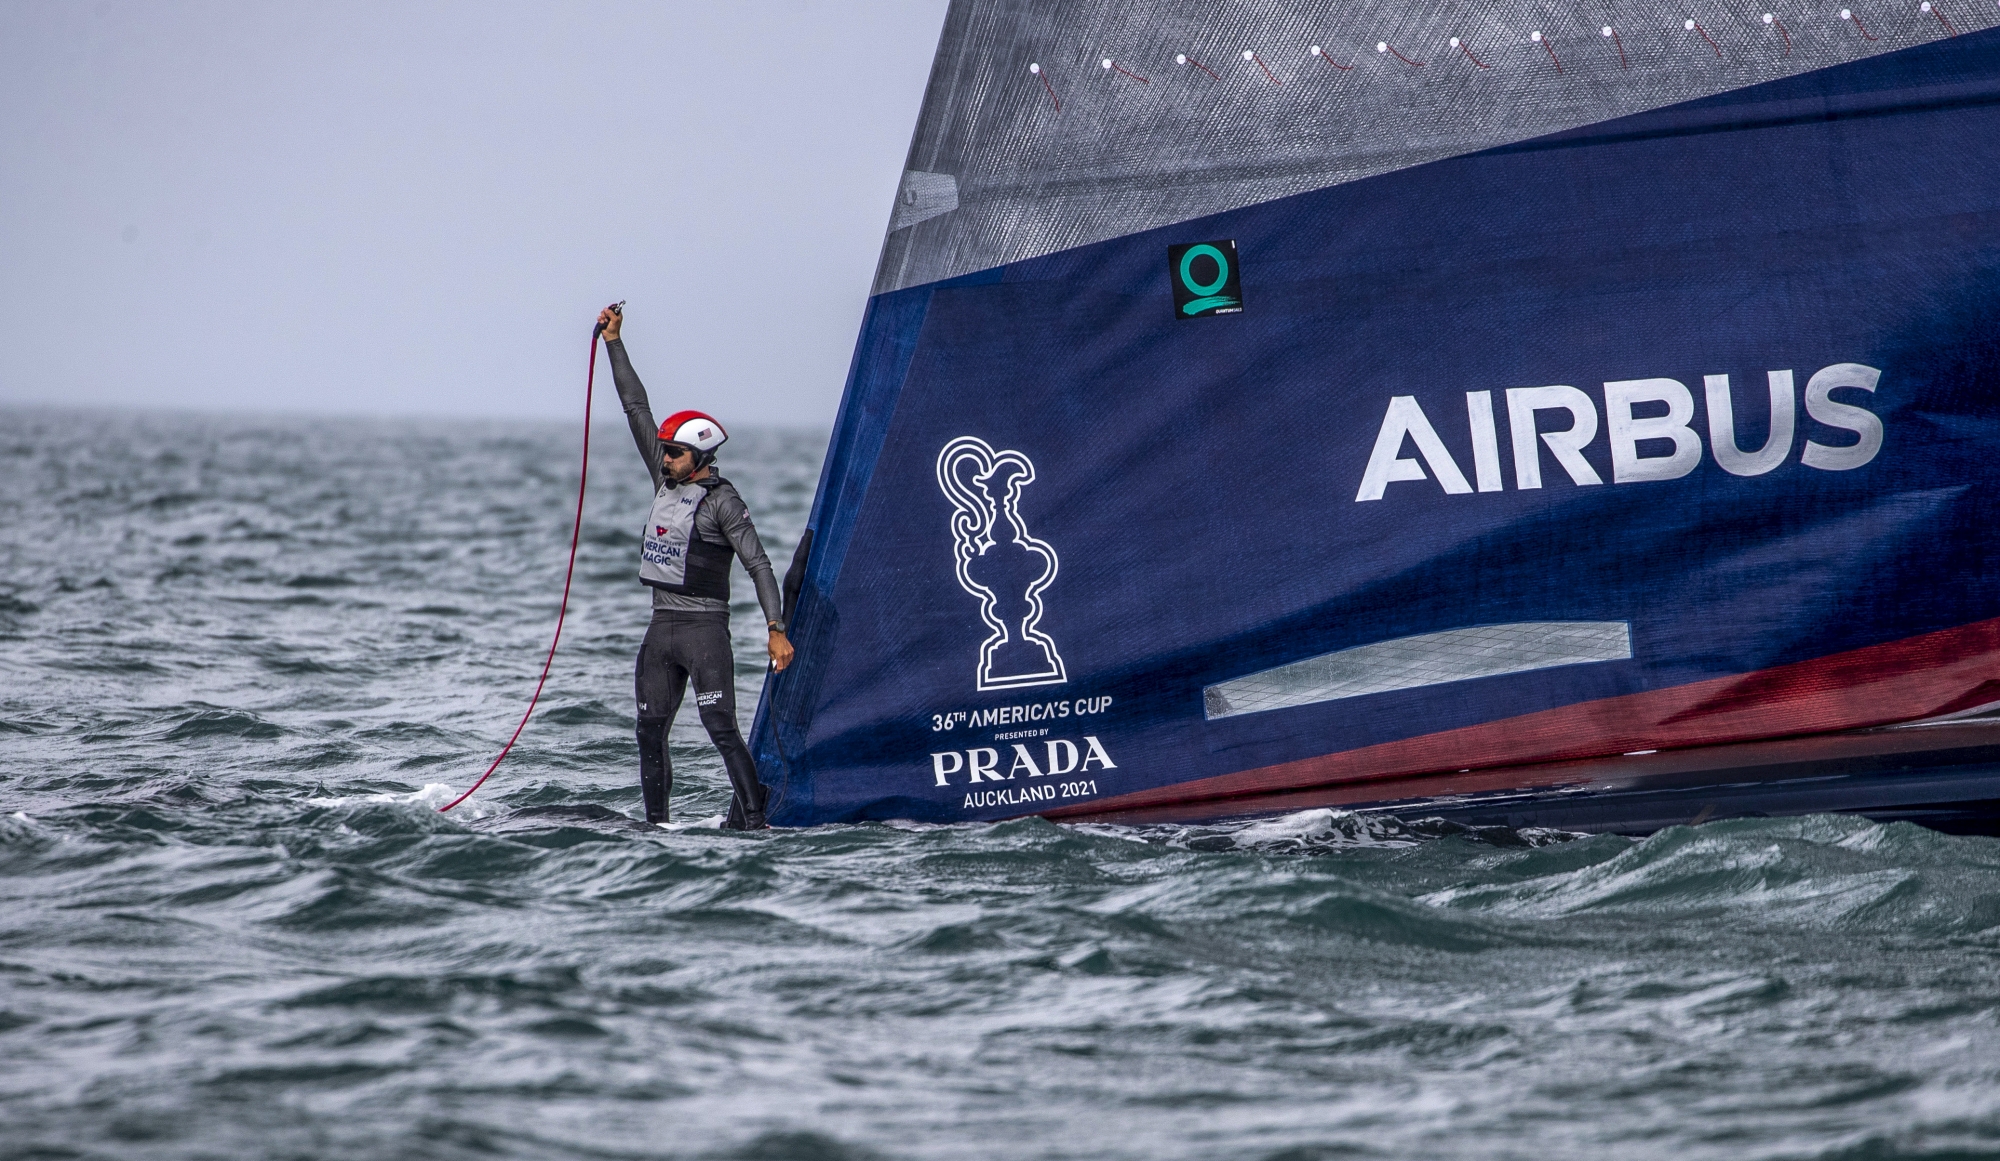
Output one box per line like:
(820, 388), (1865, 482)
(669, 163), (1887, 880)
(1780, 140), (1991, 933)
(756, 24), (2000, 835)
(1059, 718), (2000, 836)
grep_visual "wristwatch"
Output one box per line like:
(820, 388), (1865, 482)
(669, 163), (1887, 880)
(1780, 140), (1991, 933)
(768, 619), (785, 633)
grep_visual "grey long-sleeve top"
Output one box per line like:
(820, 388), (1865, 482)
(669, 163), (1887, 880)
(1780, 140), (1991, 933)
(607, 338), (784, 625)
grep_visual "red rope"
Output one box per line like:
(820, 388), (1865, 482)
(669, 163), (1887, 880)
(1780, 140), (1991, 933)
(440, 322), (598, 812)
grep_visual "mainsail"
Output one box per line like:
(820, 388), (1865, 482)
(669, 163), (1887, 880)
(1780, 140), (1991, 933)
(752, 0), (2000, 832)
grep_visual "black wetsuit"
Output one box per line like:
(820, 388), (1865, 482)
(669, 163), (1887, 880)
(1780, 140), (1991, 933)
(607, 338), (784, 827)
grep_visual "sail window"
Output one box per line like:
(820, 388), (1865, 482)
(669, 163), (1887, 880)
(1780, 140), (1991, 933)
(1203, 622), (1633, 719)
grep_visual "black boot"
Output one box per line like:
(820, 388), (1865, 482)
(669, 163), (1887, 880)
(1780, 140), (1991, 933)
(636, 716), (673, 823)
(722, 794), (768, 831)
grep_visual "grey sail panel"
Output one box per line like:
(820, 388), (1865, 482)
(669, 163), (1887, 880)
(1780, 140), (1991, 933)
(875, 0), (1964, 294)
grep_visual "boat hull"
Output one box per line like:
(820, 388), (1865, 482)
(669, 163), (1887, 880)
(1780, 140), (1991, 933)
(754, 25), (2000, 835)
(1050, 718), (2000, 837)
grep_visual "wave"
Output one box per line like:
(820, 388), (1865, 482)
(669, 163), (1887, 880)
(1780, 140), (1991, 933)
(1134, 807), (1583, 854)
(1423, 812), (2000, 936)
(161, 708), (287, 741)
(8, 411), (1999, 1159)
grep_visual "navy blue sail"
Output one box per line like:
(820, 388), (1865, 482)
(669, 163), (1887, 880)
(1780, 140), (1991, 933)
(753, 3), (2000, 833)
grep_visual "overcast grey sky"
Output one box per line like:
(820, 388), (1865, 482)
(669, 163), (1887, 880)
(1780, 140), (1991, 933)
(0, 1), (948, 426)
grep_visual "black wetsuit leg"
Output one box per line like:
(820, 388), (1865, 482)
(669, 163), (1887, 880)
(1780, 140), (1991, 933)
(634, 609), (767, 827)
(634, 624), (688, 824)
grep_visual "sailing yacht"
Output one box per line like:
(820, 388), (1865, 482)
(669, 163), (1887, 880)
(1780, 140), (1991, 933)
(751, 1), (2000, 834)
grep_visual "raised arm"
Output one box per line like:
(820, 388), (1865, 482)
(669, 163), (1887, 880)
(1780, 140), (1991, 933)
(599, 307), (663, 491)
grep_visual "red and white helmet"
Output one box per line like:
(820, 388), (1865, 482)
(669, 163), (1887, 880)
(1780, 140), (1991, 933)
(656, 410), (727, 452)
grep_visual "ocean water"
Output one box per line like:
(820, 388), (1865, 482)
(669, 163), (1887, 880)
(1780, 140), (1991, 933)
(4, 406), (2000, 1161)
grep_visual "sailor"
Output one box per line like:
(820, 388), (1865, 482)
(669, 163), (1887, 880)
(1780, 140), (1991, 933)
(599, 305), (793, 829)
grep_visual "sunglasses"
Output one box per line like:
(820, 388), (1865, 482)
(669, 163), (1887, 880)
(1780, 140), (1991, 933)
(659, 443), (694, 460)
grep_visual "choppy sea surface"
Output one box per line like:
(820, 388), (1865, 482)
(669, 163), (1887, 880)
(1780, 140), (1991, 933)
(5, 406), (2000, 1161)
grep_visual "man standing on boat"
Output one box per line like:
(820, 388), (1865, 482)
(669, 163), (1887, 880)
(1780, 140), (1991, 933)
(598, 305), (793, 829)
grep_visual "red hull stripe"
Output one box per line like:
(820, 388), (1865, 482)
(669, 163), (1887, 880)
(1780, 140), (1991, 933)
(1045, 617), (2000, 819)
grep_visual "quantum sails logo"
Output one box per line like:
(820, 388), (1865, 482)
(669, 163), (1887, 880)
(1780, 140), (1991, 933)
(1169, 239), (1242, 318)
(937, 436), (1067, 691)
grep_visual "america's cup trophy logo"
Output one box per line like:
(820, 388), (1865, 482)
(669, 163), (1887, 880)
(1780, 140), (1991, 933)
(936, 436), (1068, 691)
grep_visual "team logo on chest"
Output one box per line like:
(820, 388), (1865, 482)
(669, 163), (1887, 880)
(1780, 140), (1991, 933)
(639, 485), (706, 585)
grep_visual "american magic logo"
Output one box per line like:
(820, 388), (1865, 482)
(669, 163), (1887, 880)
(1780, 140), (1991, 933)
(1168, 239), (1243, 318)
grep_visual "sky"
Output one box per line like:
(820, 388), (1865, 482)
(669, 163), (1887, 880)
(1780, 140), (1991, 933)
(0, 1), (949, 426)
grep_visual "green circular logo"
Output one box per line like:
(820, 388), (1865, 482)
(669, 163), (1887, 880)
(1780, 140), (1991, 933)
(1178, 244), (1229, 296)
